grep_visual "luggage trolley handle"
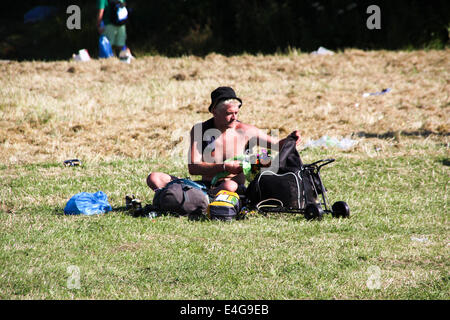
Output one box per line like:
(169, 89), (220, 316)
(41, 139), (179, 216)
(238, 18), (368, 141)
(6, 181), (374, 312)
(302, 159), (335, 212)
(304, 158), (335, 171)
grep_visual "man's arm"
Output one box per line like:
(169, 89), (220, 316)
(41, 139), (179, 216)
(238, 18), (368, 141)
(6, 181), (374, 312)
(245, 124), (301, 151)
(97, 9), (104, 33)
(97, 0), (105, 33)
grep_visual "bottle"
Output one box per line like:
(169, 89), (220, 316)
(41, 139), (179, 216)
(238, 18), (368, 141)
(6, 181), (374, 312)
(147, 211), (159, 219)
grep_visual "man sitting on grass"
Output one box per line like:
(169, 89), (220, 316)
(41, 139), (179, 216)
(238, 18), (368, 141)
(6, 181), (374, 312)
(146, 86), (301, 194)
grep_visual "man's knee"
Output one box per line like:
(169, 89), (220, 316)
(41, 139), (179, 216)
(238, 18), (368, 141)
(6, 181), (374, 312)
(147, 172), (171, 190)
(221, 180), (238, 192)
(146, 172), (157, 190)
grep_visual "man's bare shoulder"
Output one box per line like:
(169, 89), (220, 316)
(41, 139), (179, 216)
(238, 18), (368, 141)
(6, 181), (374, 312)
(236, 121), (259, 135)
(236, 121), (258, 130)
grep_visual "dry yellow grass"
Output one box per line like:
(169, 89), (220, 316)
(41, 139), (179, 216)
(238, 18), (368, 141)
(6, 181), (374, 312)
(0, 49), (448, 165)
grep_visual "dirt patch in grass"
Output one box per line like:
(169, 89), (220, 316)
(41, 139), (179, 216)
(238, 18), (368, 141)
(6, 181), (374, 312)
(0, 50), (448, 165)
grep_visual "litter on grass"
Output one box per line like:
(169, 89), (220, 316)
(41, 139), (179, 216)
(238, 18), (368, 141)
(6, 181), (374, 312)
(411, 236), (429, 243)
(63, 159), (82, 167)
(363, 88), (391, 97)
(303, 135), (358, 150)
(72, 49), (91, 62)
(311, 47), (335, 55)
(64, 191), (112, 215)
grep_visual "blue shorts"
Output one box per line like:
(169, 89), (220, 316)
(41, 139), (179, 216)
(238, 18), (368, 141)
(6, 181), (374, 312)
(168, 176), (246, 195)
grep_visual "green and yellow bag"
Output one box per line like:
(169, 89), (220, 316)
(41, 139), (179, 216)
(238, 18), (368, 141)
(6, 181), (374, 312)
(207, 190), (241, 221)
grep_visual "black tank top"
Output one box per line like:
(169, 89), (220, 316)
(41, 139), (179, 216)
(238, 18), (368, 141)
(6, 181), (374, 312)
(201, 118), (216, 156)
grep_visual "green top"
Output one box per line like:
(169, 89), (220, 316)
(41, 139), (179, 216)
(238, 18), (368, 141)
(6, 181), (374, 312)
(98, 0), (125, 25)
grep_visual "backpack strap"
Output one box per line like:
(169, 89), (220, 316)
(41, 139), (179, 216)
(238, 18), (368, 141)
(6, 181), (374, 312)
(256, 198), (284, 212)
(167, 178), (208, 195)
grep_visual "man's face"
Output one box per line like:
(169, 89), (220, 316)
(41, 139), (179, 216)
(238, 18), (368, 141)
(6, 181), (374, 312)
(213, 103), (239, 129)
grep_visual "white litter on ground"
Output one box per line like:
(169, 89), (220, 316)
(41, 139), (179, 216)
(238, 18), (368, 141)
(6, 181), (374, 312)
(72, 49), (91, 62)
(303, 135), (358, 150)
(311, 47), (335, 55)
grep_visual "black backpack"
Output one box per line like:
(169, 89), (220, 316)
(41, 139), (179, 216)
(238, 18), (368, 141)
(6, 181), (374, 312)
(109, 0), (128, 26)
(152, 179), (209, 217)
(246, 135), (322, 211)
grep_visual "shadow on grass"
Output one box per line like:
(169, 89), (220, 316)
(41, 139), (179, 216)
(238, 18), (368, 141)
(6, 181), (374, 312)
(54, 205), (134, 216)
(111, 206), (130, 213)
(52, 205), (331, 223)
(53, 207), (64, 216)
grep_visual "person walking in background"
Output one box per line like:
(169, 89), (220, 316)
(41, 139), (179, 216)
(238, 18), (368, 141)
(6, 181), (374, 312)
(97, 0), (133, 59)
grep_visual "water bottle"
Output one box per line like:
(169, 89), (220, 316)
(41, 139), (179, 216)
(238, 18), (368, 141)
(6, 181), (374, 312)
(147, 211), (159, 219)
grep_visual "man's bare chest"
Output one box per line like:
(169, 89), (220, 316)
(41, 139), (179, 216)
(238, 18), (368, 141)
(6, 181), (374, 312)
(211, 131), (248, 160)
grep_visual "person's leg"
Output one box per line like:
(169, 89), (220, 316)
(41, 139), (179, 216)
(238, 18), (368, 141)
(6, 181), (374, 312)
(115, 26), (131, 58)
(104, 24), (127, 56)
(103, 24), (117, 49)
(115, 25), (127, 48)
(210, 179), (239, 195)
(146, 172), (177, 191)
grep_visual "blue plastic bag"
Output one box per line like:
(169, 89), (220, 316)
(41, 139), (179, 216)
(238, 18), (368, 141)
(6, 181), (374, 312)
(64, 191), (112, 215)
(99, 35), (113, 58)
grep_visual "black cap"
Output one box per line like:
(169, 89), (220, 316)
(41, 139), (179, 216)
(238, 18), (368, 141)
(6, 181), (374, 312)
(208, 87), (242, 113)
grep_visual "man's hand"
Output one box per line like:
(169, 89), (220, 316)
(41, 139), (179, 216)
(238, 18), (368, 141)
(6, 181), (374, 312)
(224, 161), (243, 174)
(289, 130), (301, 145)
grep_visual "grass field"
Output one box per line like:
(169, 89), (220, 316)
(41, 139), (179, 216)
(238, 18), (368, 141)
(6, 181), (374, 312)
(0, 49), (449, 299)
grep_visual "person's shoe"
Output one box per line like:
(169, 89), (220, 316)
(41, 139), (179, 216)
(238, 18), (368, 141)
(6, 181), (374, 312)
(119, 47), (134, 64)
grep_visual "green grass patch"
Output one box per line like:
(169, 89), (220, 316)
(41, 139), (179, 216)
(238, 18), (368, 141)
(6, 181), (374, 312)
(0, 146), (448, 299)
